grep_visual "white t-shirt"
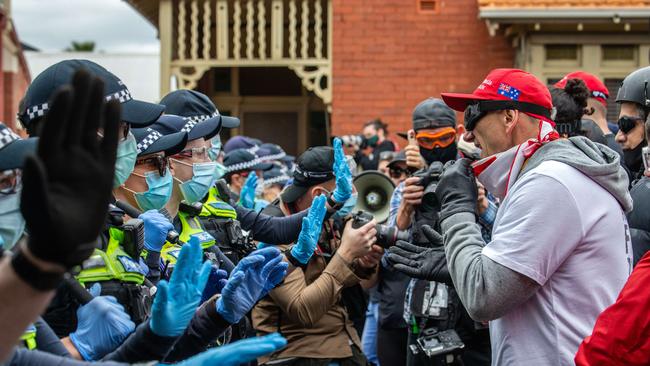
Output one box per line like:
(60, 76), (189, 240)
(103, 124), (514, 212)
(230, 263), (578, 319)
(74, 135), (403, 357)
(482, 160), (632, 365)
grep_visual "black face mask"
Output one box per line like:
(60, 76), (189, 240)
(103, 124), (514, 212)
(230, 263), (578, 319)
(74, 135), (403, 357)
(624, 140), (647, 174)
(420, 143), (457, 165)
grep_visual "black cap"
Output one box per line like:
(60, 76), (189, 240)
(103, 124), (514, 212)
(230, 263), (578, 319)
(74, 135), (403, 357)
(224, 148), (273, 173)
(149, 112), (219, 141)
(280, 146), (334, 203)
(0, 124), (37, 170)
(132, 118), (188, 157)
(19, 59), (164, 128)
(386, 151), (406, 169)
(160, 90), (240, 131)
(412, 98), (456, 131)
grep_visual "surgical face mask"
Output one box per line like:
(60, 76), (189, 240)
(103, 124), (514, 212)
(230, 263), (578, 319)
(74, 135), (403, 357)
(113, 133), (138, 188)
(214, 162), (227, 180)
(126, 168), (173, 211)
(0, 191), (25, 249)
(173, 160), (219, 203)
(208, 136), (222, 161)
(334, 192), (358, 219)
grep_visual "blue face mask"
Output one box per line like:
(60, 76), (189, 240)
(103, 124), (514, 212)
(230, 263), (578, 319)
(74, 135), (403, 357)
(0, 191), (25, 249)
(129, 169), (173, 211)
(334, 192), (358, 219)
(214, 162), (227, 180)
(208, 136), (222, 162)
(113, 133), (138, 188)
(174, 160), (219, 203)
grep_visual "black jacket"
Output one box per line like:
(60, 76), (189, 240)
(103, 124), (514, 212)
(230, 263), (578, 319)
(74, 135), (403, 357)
(628, 177), (650, 266)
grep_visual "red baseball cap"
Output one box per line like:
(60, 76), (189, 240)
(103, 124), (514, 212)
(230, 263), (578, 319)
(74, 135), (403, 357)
(441, 68), (554, 123)
(554, 71), (609, 106)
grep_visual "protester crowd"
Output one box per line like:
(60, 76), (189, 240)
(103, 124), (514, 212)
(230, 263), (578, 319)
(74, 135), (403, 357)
(0, 57), (648, 366)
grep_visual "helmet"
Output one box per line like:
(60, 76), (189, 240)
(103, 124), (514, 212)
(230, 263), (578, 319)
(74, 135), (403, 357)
(616, 66), (650, 109)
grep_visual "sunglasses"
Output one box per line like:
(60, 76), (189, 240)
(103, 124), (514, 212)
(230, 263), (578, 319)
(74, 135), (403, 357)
(0, 169), (21, 195)
(464, 103), (488, 132)
(618, 116), (644, 134)
(463, 100), (553, 132)
(416, 128), (456, 149)
(135, 155), (170, 177)
(389, 167), (409, 179)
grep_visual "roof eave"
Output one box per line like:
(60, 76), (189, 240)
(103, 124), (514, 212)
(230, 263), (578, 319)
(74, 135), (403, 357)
(479, 7), (650, 22)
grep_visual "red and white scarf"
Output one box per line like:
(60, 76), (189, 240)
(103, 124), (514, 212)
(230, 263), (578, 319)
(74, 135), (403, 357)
(471, 121), (559, 200)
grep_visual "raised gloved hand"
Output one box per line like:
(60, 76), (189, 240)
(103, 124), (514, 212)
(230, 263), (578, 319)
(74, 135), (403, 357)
(239, 172), (257, 209)
(332, 138), (353, 203)
(290, 194), (327, 264)
(19, 69), (120, 271)
(150, 237), (211, 337)
(164, 333), (287, 366)
(140, 210), (174, 252)
(435, 159), (478, 222)
(386, 225), (450, 283)
(217, 247), (287, 323)
(69, 283), (136, 361)
(201, 266), (228, 303)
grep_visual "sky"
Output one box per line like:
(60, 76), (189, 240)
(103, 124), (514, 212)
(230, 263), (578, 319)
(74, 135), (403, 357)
(13, 0), (160, 53)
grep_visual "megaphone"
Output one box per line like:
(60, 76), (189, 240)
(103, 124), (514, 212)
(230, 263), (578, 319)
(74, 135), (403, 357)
(353, 170), (395, 223)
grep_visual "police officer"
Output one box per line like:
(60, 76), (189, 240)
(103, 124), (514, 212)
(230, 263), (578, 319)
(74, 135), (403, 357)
(18, 59), (170, 337)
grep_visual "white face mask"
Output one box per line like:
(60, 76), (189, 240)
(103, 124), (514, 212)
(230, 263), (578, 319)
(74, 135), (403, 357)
(472, 120), (558, 200)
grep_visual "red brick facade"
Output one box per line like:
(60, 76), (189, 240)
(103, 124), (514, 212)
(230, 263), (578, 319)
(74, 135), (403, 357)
(331, 0), (514, 144)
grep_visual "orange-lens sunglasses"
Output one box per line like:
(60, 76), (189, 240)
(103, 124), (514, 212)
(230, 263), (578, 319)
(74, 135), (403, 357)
(415, 128), (456, 149)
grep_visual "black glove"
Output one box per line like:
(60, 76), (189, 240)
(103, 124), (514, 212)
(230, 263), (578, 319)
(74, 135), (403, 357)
(435, 158), (478, 222)
(20, 69), (121, 269)
(386, 225), (451, 283)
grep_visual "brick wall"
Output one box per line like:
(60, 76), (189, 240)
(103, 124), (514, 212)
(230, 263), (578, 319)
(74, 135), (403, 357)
(331, 0), (514, 145)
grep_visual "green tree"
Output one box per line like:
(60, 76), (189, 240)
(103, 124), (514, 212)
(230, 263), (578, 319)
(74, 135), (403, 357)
(65, 41), (95, 52)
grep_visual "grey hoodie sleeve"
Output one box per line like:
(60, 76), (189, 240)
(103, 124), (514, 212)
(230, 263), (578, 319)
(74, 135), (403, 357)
(441, 213), (540, 322)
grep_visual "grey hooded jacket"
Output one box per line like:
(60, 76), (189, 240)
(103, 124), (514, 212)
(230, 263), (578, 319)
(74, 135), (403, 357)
(441, 136), (632, 322)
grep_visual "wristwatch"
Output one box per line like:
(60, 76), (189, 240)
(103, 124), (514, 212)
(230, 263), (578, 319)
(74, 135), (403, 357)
(284, 248), (307, 269)
(11, 250), (64, 291)
(326, 192), (344, 211)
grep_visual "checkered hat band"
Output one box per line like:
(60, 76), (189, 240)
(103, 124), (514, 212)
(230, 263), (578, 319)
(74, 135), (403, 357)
(226, 157), (263, 172)
(181, 120), (199, 133)
(136, 131), (163, 154)
(247, 145), (260, 154)
(24, 88), (132, 122)
(0, 128), (20, 150)
(105, 88), (132, 104)
(184, 112), (219, 123)
(260, 152), (286, 162)
(263, 175), (290, 187)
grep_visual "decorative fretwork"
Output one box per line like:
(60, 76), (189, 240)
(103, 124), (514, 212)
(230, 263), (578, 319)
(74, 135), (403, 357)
(165, 0), (332, 104)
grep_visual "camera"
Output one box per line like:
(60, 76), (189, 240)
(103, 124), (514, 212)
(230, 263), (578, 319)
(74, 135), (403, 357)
(339, 134), (367, 149)
(415, 328), (464, 358)
(350, 210), (409, 248)
(412, 161), (444, 213)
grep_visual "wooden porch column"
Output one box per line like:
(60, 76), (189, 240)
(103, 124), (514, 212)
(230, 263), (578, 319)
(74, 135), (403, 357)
(159, 0), (173, 97)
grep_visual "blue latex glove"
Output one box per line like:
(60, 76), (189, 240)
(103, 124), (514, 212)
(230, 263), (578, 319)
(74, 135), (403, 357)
(163, 333), (287, 366)
(139, 210), (174, 252)
(332, 138), (353, 203)
(69, 284), (136, 361)
(216, 247), (288, 323)
(150, 237), (211, 337)
(201, 266), (228, 303)
(290, 194), (327, 264)
(239, 172), (257, 209)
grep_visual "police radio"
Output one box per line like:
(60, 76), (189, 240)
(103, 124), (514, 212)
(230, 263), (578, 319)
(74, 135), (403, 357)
(115, 200), (180, 244)
(122, 218), (145, 260)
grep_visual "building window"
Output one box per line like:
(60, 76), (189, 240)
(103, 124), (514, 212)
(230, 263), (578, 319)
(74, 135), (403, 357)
(605, 78), (624, 122)
(418, 0), (438, 13)
(602, 45), (635, 61)
(545, 45), (578, 61)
